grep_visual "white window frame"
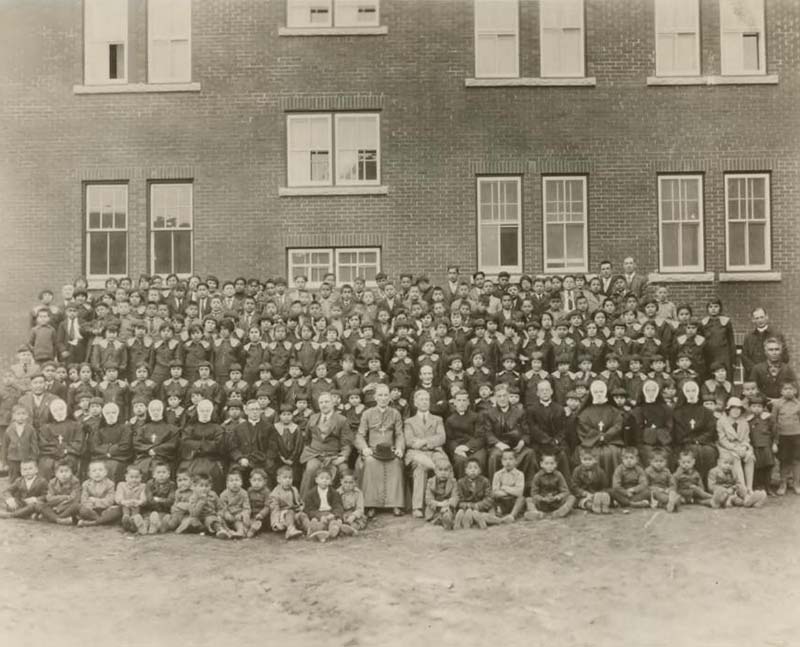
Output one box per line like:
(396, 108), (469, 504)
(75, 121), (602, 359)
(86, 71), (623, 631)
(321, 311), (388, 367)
(286, 0), (380, 28)
(720, 0), (766, 75)
(334, 113), (381, 186)
(334, 248), (382, 285)
(150, 182), (194, 277)
(287, 247), (381, 288)
(539, 0), (585, 78)
(654, 0), (701, 76)
(724, 173), (771, 271)
(85, 184), (129, 280)
(84, 0), (128, 85)
(287, 113), (380, 188)
(147, 0), (192, 83)
(287, 114), (333, 187)
(476, 176), (523, 275)
(474, 0), (520, 79)
(542, 176), (588, 273)
(657, 174), (705, 273)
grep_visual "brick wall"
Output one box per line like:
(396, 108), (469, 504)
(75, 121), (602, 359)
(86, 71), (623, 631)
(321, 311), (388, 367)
(0, 0), (798, 360)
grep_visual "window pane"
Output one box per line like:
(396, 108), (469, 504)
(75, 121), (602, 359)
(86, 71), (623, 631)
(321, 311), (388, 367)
(681, 223), (699, 266)
(565, 223), (584, 260)
(675, 33), (696, 72)
(662, 223), (680, 267)
(748, 223), (766, 265)
(481, 225), (499, 267)
(729, 222), (746, 267)
(742, 33), (759, 71)
(89, 208), (100, 230)
(499, 225), (518, 266)
(560, 28), (582, 75)
(89, 232), (108, 275)
(362, 263), (377, 282)
(311, 151), (330, 182)
(495, 33), (517, 75)
(310, 266), (328, 284)
(153, 231), (172, 275)
(108, 232), (126, 274)
(546, 224), (565, 262)
(174, 231), (192, 274)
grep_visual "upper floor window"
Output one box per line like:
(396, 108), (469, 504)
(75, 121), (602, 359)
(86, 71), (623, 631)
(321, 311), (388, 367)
(84, 0), (128, 85)
(287, 0), (380, 28)
(654, 0), (700, 76)
(725, 173), (771, 271)
(287, 247), (381, 288)
(540, 0), (585, 78)
(658, 175), (704, 272)
(287, 113), (380, 187)
(148, 0), (192, 83)
(474, 0), (519, 78)
(476, 177), (522, 274)
(86, 184), (128, 279)
(720, 0), (766, 75)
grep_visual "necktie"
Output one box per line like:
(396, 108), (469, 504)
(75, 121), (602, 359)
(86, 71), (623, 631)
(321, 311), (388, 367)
(68, 318), (75, 341)
(422, 413), (428, 426)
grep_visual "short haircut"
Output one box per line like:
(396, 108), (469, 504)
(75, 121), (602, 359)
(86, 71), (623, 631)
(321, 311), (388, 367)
(194, 472), (211, 483)
(465, 457), (482, 470)
(621, 446), (639, 457)
(276, 465), (294, 478)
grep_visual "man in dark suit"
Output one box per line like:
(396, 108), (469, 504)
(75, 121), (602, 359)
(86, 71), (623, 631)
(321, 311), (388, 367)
(598, 260), (615, 297)
(622, 257), (648, 300)
(298, 393), (351, 497)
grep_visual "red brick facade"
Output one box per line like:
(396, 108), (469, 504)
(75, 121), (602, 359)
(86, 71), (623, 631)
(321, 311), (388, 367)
(0, 0), (798, 359)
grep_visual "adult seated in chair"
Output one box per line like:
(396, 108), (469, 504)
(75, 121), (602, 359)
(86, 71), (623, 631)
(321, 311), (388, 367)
(404, 389), (448, 518)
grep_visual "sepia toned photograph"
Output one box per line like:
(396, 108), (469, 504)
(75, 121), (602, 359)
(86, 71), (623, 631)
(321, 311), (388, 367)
(0, 1), (798, 646)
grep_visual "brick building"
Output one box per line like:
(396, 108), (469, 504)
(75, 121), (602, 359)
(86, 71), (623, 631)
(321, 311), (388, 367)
(0, 0), (798, 361)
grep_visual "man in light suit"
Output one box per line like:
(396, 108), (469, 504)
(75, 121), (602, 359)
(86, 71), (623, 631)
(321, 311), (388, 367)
(403, 390), (448, 517)
(622, 257), (648, 300)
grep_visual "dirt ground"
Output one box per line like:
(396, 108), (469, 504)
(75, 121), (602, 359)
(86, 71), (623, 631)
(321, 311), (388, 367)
(1, 494), (798, 647)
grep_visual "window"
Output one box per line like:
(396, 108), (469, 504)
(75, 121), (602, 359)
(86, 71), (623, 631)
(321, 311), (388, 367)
(543, 176), (588, 272)
(150, 183), (193, 275)
(540, 0), (585, 77)
(86, 184), (128, 278)
(287, 247), (381, 287)
(725, 173), (771, 270)
(720, 0), (765, 75)
(287, 113), (379, 187)
(474, 0), (519, 78)
(287, 0), (379, 28)
(654, 0), (700, 76)
(335, 114), (380, 185)
(148, 0), (192, 83)
(658, 175), (704, 272)
(476, 177), (522, 274)
(84, 0), (128, 84)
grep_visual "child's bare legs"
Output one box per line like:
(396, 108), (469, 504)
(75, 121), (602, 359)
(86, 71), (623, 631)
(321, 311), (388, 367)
(593, 492), (611, 514)
(122, 506), (147, 534)
(678, 487), (712, 507)
(39, 501), (79, 524)
(175, 515), (203, 533)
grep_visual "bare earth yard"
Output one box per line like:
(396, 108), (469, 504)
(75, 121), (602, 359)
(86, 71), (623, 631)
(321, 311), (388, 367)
(1, 493), (798, 647)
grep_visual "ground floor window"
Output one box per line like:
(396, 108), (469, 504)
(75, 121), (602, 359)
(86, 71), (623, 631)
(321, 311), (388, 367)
(85, 183), (128, 280)
(150, 182), (193, 275)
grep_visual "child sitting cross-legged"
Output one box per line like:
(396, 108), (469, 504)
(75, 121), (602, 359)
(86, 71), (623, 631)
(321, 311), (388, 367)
(610, 446), (650, 511)
(0, 459), (47, 520)
(337, 469), (367, 535)
(454, 457), (496, 529)
(424, 458), (457, 530)
(115, 464), (148, 534)
(525, 453), (576, 520)
(143, 462), (176, 534)
(246, 468), (270, 538)
(491, 448), (526, 522)
(39, 460), (82, 525)
(644, 448), (680, 513)
(298, 468), (344, 542)
(268, 465), (304, 540)
(571, 448), (611, 514)
(174, 472), (224, 535)
(217, 467), (251, 539)
(77, 460), (121, 527)
(672, 450), (713, 507)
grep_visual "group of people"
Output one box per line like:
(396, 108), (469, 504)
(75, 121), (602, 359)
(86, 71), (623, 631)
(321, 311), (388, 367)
(1, 259), (798, 540)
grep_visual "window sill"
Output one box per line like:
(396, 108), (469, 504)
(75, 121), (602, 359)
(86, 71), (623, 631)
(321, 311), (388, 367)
(278, 185), (388, 197)
(278, 26), (388, 36)
(87, 276), (127, 290)
(465, 77), (596, 87)
(646, 75), (778, 86)
(648, 272), (715, 283)
(718, 271), (781, 282)
(73, 82), (201, 95)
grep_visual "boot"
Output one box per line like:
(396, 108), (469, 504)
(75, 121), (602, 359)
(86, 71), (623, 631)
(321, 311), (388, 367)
(148, 512), (160, 534)
(598, 492), (611, 514)
(133, 515), (147, 535)
(453, 509), (465, 530)
(666, 491), (679, 513)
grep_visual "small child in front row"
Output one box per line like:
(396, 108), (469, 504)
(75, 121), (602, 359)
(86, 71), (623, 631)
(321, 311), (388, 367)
(37, 459), (82, 524)
(299, 469), (343, 542)
(217, 468), (251, 539)
(672, 450), (712, 507)
(0, 459), (48, 519)
(246, 468), (271, 538)
(707, 455), (766, 508)
(175, 472), (224, 535)
(610, 447), (650, 510)
(424, 459), (457, 530)
(77, 461), (121, 527)
(772, 382), (800, 496)
(525, 453), (575, 520)
(338, 469), (367, 534)
(268, 465), (304, 540)
(571, 449), (611, 514)
(167, 470), (194, 532)
(645, 448), (680, 512)
(492, 448), (525, 522)
(143, 462), (176, 534)
(116, 465), (147, 533)
(454, 457), (495, 529)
